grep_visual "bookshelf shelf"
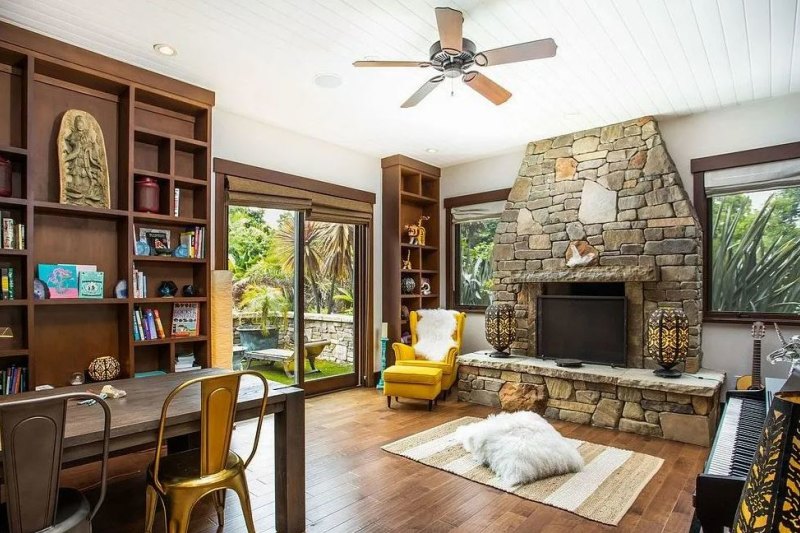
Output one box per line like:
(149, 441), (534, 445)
(0, 198), (28, 208)
(0, 300), (27, 307)
(0, 28), (214, 388)
(133, 255), (206, 264)
(133, 213), (207, 225)
(400, 191), (437, 205)
(0, 249), (28, 256)
(134, 297), (207, 304)
(34, 201), (129, 220)
(34, 298), (128, 306)
(0, 349), (28, 358)
(134, 335), (208, 347)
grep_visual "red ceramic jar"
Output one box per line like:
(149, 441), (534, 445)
(0, 157), (12, 198)
(134, 177), (160, 213)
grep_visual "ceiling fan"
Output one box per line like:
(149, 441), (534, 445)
(353, 7), (557, 108)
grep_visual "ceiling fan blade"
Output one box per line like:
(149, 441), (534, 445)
(435, 7), (463, 54)
(401, 75), (444, 108)
(463, 71), (511, 105)
(476, 38), (557, 67)
(353, 60), (431, 68)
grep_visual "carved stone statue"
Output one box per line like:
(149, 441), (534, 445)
(58, 110), (111, 208)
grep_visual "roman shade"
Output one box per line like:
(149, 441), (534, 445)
(450, 200), (506, 223)
(704, 158), (800, 197)
(226, 175), (372, 223)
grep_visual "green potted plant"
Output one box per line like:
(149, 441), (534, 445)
(236, 285), (290, 352)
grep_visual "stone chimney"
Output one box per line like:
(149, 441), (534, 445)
(492, 117), (703, 372)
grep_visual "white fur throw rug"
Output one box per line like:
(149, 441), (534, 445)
(382, 415), (664, 526)
(413, 309), (457, 362)
(454, 411), (583, 486)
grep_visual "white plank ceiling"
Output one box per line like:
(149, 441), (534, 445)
(2, 0), (799, 166)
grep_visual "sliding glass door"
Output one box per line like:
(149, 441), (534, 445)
(228, 204), (364, 393)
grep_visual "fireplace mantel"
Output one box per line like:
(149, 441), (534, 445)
(507, 265), (658, 284)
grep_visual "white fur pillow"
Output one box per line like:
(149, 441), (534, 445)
(414, 309), (458, 362)
(454, 411), (583, 487)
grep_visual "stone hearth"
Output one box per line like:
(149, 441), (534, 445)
(457, 353), (725, 446)
(492, 117), (703, 371)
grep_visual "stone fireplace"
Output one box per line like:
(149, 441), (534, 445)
(491, 117), (703, 372)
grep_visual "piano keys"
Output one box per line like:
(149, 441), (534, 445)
(694, 377), (786, 533)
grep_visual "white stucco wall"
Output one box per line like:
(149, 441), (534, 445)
(440, 93), (800, 388)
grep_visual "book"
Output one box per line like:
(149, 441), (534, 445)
(79, 271), (104, 298)
(38, 264), (79, 298)
(1, 267), (9, 300)
(7, 266), (14, 300)
(153, 308), (166, 338)
(1, 212), (13, 250)
(145, 309), (158, 340)
(174, 188), (180, 217)
(171, 303), (199, 337)
(15, 224), (24, 250)
(132, 312), (141, 341)
(139, 227), (170, 252)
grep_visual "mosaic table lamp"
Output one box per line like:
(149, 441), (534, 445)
(646, 307), (689, 378)
(733, 387), (800, 532)
(485, 303), (516, 358)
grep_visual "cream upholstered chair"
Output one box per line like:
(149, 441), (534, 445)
(391, 310), (465, 397)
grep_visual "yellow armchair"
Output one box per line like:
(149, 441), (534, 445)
(392, 310), (466, 396)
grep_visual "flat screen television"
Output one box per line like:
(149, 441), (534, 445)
(536, 295), (627, 367)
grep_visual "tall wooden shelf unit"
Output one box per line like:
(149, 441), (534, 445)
(381, 155), (441, 361)
(0, 27), (214, 389)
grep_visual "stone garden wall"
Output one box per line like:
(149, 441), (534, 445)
(491, 117), (704, 371)
(234, 312), (354, 364)
(456, 354), (723, 446)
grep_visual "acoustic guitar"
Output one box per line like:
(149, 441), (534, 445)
(735, 321), (766, 391)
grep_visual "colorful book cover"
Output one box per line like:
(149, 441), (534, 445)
(132, 312), (140, 341)
(2, 218), (13, 250)
(153, 309), (166, 338)
(79, 271), (104, 298)
(39, 264), (79, 298)
(146, 309), (158, 340)
(7, 267), (13, 300)
(135, 309), (145, 340)
(139, 227), (170, 252)
(171, 303), (199, 337)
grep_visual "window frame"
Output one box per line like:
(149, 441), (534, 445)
(692, 141), (800, 325)
(444, 189), (511, 313)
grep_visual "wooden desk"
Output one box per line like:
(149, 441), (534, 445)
(0, 369), (305, 533)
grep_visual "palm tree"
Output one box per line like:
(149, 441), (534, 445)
(273, 213), (325, 312)
(317, 223), (354, 312)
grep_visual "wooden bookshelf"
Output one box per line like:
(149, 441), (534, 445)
(381, 155), (441, 363)
(0, 24), (214, 388)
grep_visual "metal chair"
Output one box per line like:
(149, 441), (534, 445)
(145, 371), (269, 533)
(0, 392), (111, 533)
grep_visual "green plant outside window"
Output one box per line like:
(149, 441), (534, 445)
(456, 218), (498, 308)
(710, 187), (800, 315)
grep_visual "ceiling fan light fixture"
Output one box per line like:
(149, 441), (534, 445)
(153, 43), (177, 56)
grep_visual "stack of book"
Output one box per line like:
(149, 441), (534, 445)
(133, 307), (166, 341)
(0, 265), (15, 300)
(132, 268), (147, 298)
(180, 226), (205, 258)
(1, 365), (27, 394)
(175, 353), (199, 373)
(1, 211), (24, 250)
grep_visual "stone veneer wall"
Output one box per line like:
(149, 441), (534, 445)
(457, 360), (722, 447)
(492, 117), (703, 371)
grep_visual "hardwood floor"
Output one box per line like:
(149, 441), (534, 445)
(67, 387), (708, 532)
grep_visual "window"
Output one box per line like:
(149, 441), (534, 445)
(445, 190), (510, 311)
(696, 150), (800, 321)
(455, 217), (499, 308)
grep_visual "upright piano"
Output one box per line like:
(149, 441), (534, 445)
(695, 377), (786, 532)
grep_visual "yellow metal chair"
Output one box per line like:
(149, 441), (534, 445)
(392, 310), (466, 397)
(144, 371), (269, 533)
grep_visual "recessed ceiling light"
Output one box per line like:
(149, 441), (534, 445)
(425, 148), (438, 154)
(313, 73), (343, 89)
(153, 43), (177, 56)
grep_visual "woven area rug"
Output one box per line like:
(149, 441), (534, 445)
(382, 416), (664, 526)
